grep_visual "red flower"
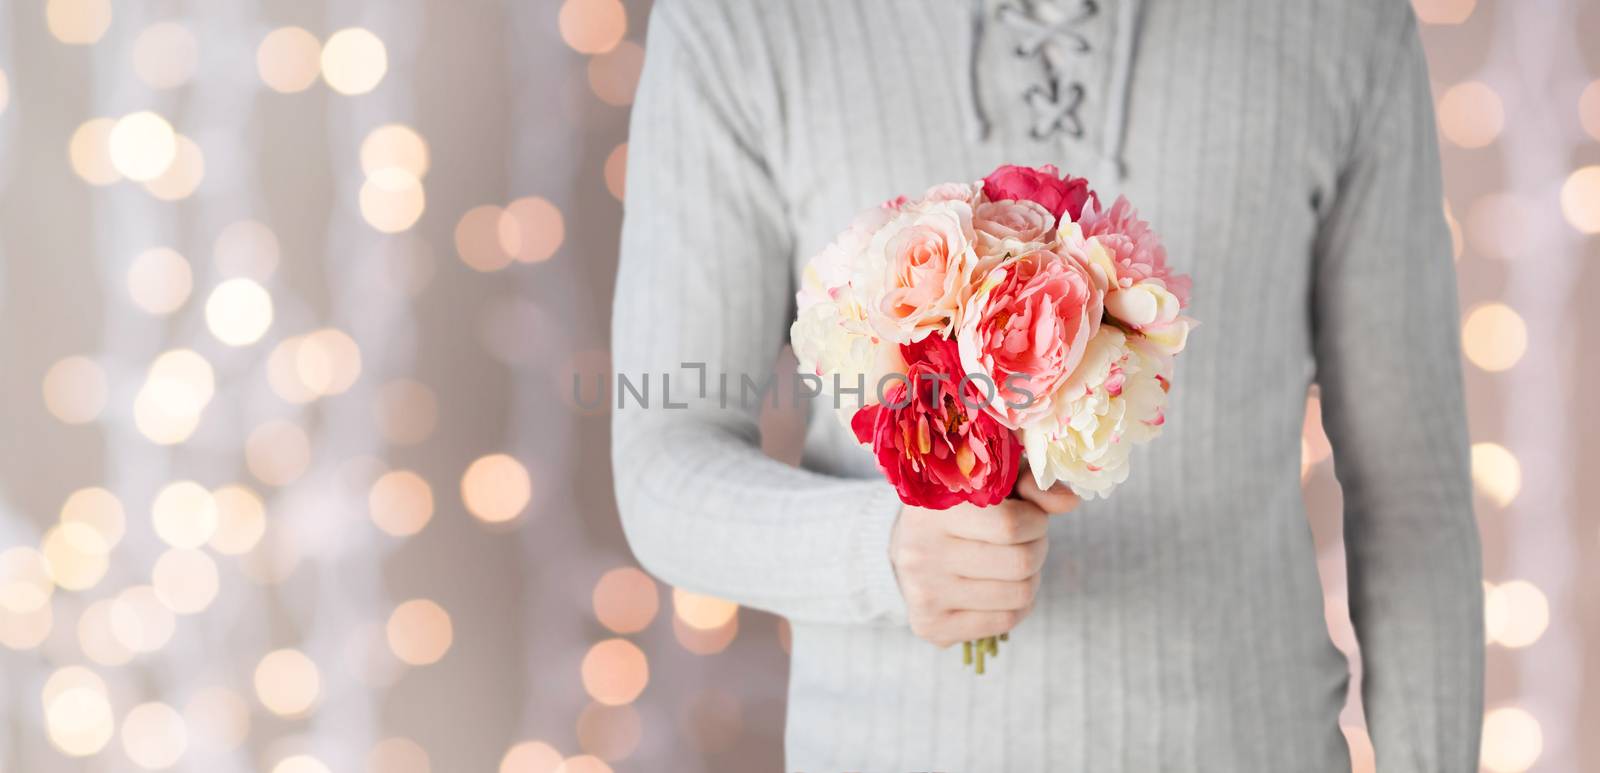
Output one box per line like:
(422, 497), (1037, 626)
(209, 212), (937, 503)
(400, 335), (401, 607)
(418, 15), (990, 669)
(981, 164), (1099, 224)
(850, 336), (1022, 509)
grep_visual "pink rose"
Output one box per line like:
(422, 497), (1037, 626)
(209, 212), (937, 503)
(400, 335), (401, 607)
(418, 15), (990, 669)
(973, 199), (1057, 257)
(957, 246), (1104, 429)
(851, 336), (1021, 509)
(981, 164), (1099, 224)
(858, 198), (978, 344)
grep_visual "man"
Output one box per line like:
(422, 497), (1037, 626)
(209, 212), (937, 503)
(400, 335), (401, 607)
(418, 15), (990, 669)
(611, 0), (1483, 770)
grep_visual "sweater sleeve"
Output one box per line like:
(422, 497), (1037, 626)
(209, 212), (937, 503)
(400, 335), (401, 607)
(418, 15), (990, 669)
(1311, 10), (1484, 772)
(609, 0), (907, 627)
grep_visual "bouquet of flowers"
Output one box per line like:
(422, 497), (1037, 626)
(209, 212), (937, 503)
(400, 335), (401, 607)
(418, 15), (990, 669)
(790, 164), (1195, 671)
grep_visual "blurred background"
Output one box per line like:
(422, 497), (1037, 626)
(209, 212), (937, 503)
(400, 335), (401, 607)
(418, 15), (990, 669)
(0, 0), (1595, 771)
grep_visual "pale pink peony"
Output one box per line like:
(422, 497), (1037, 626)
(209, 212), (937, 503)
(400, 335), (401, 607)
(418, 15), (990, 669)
(973, 198), (1057, 259)
(957, 246), (1103, 429)
(855, 198), (980, 344)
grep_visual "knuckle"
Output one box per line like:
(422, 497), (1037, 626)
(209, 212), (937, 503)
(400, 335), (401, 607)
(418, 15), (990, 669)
(1003, 546), (1031, 579)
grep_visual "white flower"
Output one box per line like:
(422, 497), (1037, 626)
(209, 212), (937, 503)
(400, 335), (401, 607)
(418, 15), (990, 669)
(1019, 327), (1169, 499)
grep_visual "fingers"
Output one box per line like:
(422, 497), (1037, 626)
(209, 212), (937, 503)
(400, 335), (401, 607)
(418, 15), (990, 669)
(918, 609), (1031, 648)
(942, 575), (1040, 612)
(944, 535), (1047, 581)
(942, 499), (1048, 544)
(1015, 474), (1081, 515)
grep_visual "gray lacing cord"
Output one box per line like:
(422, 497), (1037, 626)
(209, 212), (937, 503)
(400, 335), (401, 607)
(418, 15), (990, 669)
(994, 0), (1099, 141)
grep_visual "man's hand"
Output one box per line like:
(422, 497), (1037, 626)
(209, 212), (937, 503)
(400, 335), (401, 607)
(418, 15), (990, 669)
(889, 480), (1079, 648)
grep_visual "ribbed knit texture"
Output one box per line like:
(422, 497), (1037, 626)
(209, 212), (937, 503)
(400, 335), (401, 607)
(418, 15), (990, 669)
(611, 1), (1483, 770)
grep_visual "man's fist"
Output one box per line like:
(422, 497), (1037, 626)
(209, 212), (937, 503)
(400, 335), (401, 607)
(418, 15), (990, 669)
(889, 478), (1079, 648)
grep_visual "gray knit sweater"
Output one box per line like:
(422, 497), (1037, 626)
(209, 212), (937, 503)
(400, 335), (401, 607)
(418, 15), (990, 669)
(611, 1), (1483, 770)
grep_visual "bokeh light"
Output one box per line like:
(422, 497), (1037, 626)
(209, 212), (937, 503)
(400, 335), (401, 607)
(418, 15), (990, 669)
(369, 470), (434, 537)
(45, 685), (115, 756)
(673, 611), (738, 655)
(386, 598), (454, 665)
(457, 204), (515, 272)
(1487, 580), (1549, 649)
(133, 22), (200, 90)
(109, 111), (179, 182)
(360, 168), (427, 233)
(0, 69), (9, 115)
(1559, 165), (1600, 234)
(206, 278), (275, 346)
(559, 0), (627, 55)
(121, 701), (188, 770)
(369, 737), (432, 773)
(1470, 442), (1521, 508)
(258, 27), (322, 94)
(210, 484), (267, 555)
(61, 486), (126, 548)
(295, 327), (363, 396)
(592, 567), (658, 634)
(1481, 706), (1542, 772)
(254, 648), (321, 717)
(46, 0), (112, 45)
(78, 599), (133, 666)
(672, 588), (738, 630)
(575, 703), (641, 762)
(603, 144), (627, 201)
(246, 420), (312, 486)
(500, 196), (566, 263)
(375, 379), (439, 445)
(135, 349), (216, 444)
(274, 755), (333, 773)
(151, 548), (220, 614)
(127, 247), (193, 315)
(69, 117), (121, 185)
(1461, 303), (1527, 372)
(41, 522), (110, 591)
(1, 601), (53, 649)
(1436, 81), (1504, 149)
(500, 741), (563, 773)
(558, 756), (614, 773)
(144, 134), (206, 200)
(215, 219), (281, 280)
(587, 41), (644, 106)
(110, 585), (176, 653)
(321, 28), (388, 95)
(42, 355), (108, 424)
(184, 687), (251, 751)
(151, 481), (219, 550)
(461, 454), (532, 524)
(1413, 0), (1475, 25)
(362, 124), (431, 179)
(580, 638), (649, 706)
(1, 546), (54, 614)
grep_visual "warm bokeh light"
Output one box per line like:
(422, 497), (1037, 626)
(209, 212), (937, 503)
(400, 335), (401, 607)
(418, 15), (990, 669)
(133, 22), (199, 90)
(78, 599), (133, 666)
(500, 741), (563, 773)
(110, 585), (176, 653)
(1488, 580), (1549, 649)
(41, 522), (110, 591)
(603, 143), (627, 201)
(321, 28), (388, 95)
(258, 27), (322, 94)
(580, 638), (649, 706)
(1581, 81), (1600, 142)
(69, 117), (121, 185)
(1, 546), (53, 614)
(672, 612), (738, 655)
(1460, 303), (1527, 372)
(557, 756), (614, 773)
(1, 600), (53, 649)
(457, 204), (516, 272)
(46, 0), (112, 45)
(587, 41), (644, 107)
(215, 219), (281, 280)
(360, 168), (427, 233)
(362, 124), (431, 179)
(42, 355), (108, 424)
(559, 0), (627, 55)
(206, 278), (275, 346)
(1481, 706), (1542, 772)
(61, 486), (126, 548)
(500, 196), (566, 263)
(592, 567), (659, 634)
(375, 379), (439, 445)
(135, 349), (215, 444)
(246, 420), (312, 486)
(0, 69), (9, 115)
(296, 327), (363, 396)
(254, 648), (321, 717)
(1412, 0), (1475, 25)
(45, 686), (115, 756)
(144, 134), (206, 200)
(127, 247), (193, 315)
(184, 687), (251, 751)
(1436, 81), (1504, 149)
(109, 111), (179, 182)
(461, 453), (532, 524)
(151, 481), (219, 550)
(152, 548), (220, 614)
(369, 470), (434, 537)
(273, 755), (333, 773)
(121, 702), (188, 770)
(210, 484), (267, 555)
(1470, 442), (1522, 508)
(369, 737), (432, 773)
(386, 598), (454, 665)
(672, 587), (738, 630)
(1559, 165), (1600, 234)
(576, 703), (642, 762)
